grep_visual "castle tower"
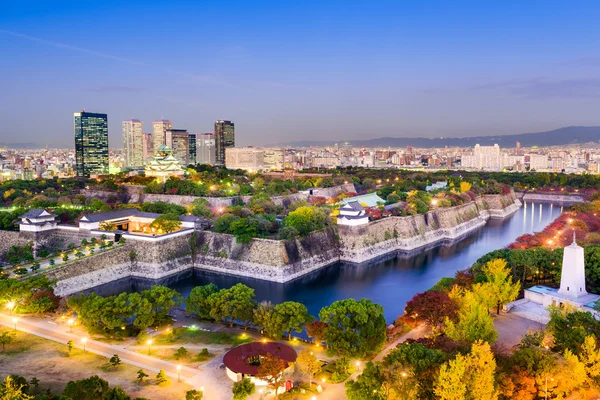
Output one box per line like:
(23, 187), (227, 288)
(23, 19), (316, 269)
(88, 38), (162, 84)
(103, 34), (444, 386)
(558, 231), (588, 298)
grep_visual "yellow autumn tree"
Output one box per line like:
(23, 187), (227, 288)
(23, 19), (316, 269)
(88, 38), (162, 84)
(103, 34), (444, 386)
(460, 181), (472, 193)
(476, 258), (521, 315)
(580, 335), (600, 384)
(444, 289), (498, 344)
(435, 353), (467, 400)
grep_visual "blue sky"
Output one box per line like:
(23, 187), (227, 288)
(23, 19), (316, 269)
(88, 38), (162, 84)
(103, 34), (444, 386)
(2, 0), (600, 147)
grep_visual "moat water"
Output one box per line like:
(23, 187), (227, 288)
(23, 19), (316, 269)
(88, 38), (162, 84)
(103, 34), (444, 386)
(85, 202), (562, 322)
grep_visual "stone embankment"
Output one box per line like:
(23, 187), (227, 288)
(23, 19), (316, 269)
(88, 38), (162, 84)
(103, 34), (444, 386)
(82, 183), (356, 208)
(49, 192), (522, 295)
(515, 192), (585, 205)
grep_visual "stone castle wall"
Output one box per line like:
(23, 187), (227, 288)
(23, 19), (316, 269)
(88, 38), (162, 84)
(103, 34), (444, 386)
(82, 183), (356, 208)
(42, 191), (521, 293)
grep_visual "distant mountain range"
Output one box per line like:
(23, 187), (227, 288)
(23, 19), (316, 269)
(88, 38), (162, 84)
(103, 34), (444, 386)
(270, 126), (600, 148)
(0, 142), (40, 149)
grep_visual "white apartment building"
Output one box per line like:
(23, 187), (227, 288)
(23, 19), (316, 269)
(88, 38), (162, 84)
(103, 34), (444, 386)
(528, 154), (548, 171)
(225, 147), (265, 171)
(196, 133), (216, 165)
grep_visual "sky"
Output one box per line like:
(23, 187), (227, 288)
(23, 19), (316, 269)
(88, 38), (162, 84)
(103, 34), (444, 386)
(2, 0), (600, 147)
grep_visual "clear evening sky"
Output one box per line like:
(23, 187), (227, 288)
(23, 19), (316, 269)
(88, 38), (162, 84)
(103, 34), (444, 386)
(2, 1), (600, 147)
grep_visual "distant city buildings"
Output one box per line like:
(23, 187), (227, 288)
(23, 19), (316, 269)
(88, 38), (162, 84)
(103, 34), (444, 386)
(215, 120), (235, 165)
(165, 129), (191, 166)
(225, 147), (284, 171)
(122, 119), (144, 168)
(74, 111), (109, 177)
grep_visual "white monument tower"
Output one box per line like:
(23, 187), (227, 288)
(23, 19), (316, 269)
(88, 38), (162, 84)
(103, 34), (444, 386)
(558, 231), (588, 298)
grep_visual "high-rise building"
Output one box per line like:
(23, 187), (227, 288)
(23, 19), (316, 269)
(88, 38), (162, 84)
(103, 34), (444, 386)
(196, 133), (216, 165)
(74, 111), (109, 177)
(189, 134), (196, 165)
(165, 129), (190, 165)
(152, 119), (172, 151)
(215, 120), (235, 165)
(122, 119), (144, 168)
(142, 132), (153, 162)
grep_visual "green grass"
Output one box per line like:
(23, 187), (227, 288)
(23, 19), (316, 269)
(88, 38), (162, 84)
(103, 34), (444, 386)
(317, 360), (357, 384)
(153, 327), (252, 346)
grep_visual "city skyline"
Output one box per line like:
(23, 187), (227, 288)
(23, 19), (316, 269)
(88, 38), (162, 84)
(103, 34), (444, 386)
(3, 1), (600, 147)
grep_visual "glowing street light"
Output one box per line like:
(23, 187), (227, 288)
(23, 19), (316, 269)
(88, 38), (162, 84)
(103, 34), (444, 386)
(431, 199), (438, 206)
(6, 301), (15, 314)
(147, 339), (153, 355)
(68, 318), (74, 332)
(11, 317), (19, 331)
(177, 365), (181, 382)
(81, 337), (87, 352)
(199, 386), (204, 392)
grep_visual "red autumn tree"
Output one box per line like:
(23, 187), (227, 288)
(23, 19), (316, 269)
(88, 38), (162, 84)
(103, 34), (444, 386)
(404, 291), (458, 327)
(305, 320), (327, 345)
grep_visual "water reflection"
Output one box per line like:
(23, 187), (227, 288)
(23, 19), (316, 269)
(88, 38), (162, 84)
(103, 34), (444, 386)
(83, 203), (560, 322)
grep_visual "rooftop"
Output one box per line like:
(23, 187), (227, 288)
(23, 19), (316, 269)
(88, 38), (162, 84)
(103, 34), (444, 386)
(223, 342), (297, 376)
(340, 192), (385, 208)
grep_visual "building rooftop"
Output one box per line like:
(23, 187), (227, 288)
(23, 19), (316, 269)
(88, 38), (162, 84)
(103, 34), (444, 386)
(19, 209), (56, 219)
(340, 192), (385, 208)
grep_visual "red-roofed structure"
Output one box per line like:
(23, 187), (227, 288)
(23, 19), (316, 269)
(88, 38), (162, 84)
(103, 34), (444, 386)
(223, 342), (297, 384)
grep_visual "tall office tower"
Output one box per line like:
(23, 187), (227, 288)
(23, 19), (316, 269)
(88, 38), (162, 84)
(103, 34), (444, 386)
(214, 120), (235, 165)
(196, 133), (216, 165)
(188, 134), (197, 165)
(165, 129), (190, 165)
(122, 119), (144, 168)
(152, 119), (172, 151)
(74, 111), (109, 177)
(515, 141), (521, 155)
(142, 132), (153, 162)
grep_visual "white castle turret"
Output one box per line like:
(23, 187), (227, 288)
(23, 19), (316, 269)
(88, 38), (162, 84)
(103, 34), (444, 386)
(558, 231), (588, 298)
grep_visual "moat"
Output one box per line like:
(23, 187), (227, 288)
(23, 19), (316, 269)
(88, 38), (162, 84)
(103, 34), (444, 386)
(84, 202), (562, 322)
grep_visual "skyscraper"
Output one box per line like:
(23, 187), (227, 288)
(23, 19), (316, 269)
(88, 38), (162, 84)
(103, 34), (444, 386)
(142, 132), (153, 162)
(214, 120), (235, 165)
(122, 119), (144, 168)
(196, 133), (216, 165)
(165, 129), (190, 165)
(152, 119), (172, 151)
(188, 134), (196, 165)
(74, 111), (109, 177)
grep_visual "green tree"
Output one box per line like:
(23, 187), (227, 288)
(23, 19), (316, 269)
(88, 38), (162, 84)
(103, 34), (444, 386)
(136, 369), (149, 383)
(284, 206), (328, 236)
(296, 349), (322, 387)
(476, 258), (520, 315)
(213, 213), (240, 233)
(230, 218), (258, 244)
(174, 346), (189, 360)
(0, 331), (14, 350)
(29, 377), (40, 393)
(547, 306), (600, 353)
(67, 340), (74, 355)
(253, 300), (274, 335)
(149, 213), (182, 234)
(63, 375), (110, 400)
(141, 286), (182, 324)
(208, 283), (255, 328)
(186, 284), (219, 320)
(155, 370), (169, 385)
(109, 354), (122, 368)
(189, 198), (213, 218)
(232, 377), (255, 400)
(383, 342), (447, 399)
(345, 361), (387, 400)
(185, 389), (203, 400)
(270, 301), (313, 340)
(102, 386), (131, 400)
(319, 298), (386, 359)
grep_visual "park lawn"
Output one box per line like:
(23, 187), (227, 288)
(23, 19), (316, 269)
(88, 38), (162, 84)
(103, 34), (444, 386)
(0, 327), (191, 399)
(154, 326), (252, 346)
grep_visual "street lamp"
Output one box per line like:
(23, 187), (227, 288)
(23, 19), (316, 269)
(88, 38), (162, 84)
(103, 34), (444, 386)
(6, 301), (15, 314)
(12, 317), (19, 331)
(177, 365), (181, 382)
(68, 318), (74, 333)
(147, 339), (153, 355)
(81, 337), (87, 352)
(199, 386), (204, 392)
(545, 376), (554, 400)
(355, 361), (361, 372)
